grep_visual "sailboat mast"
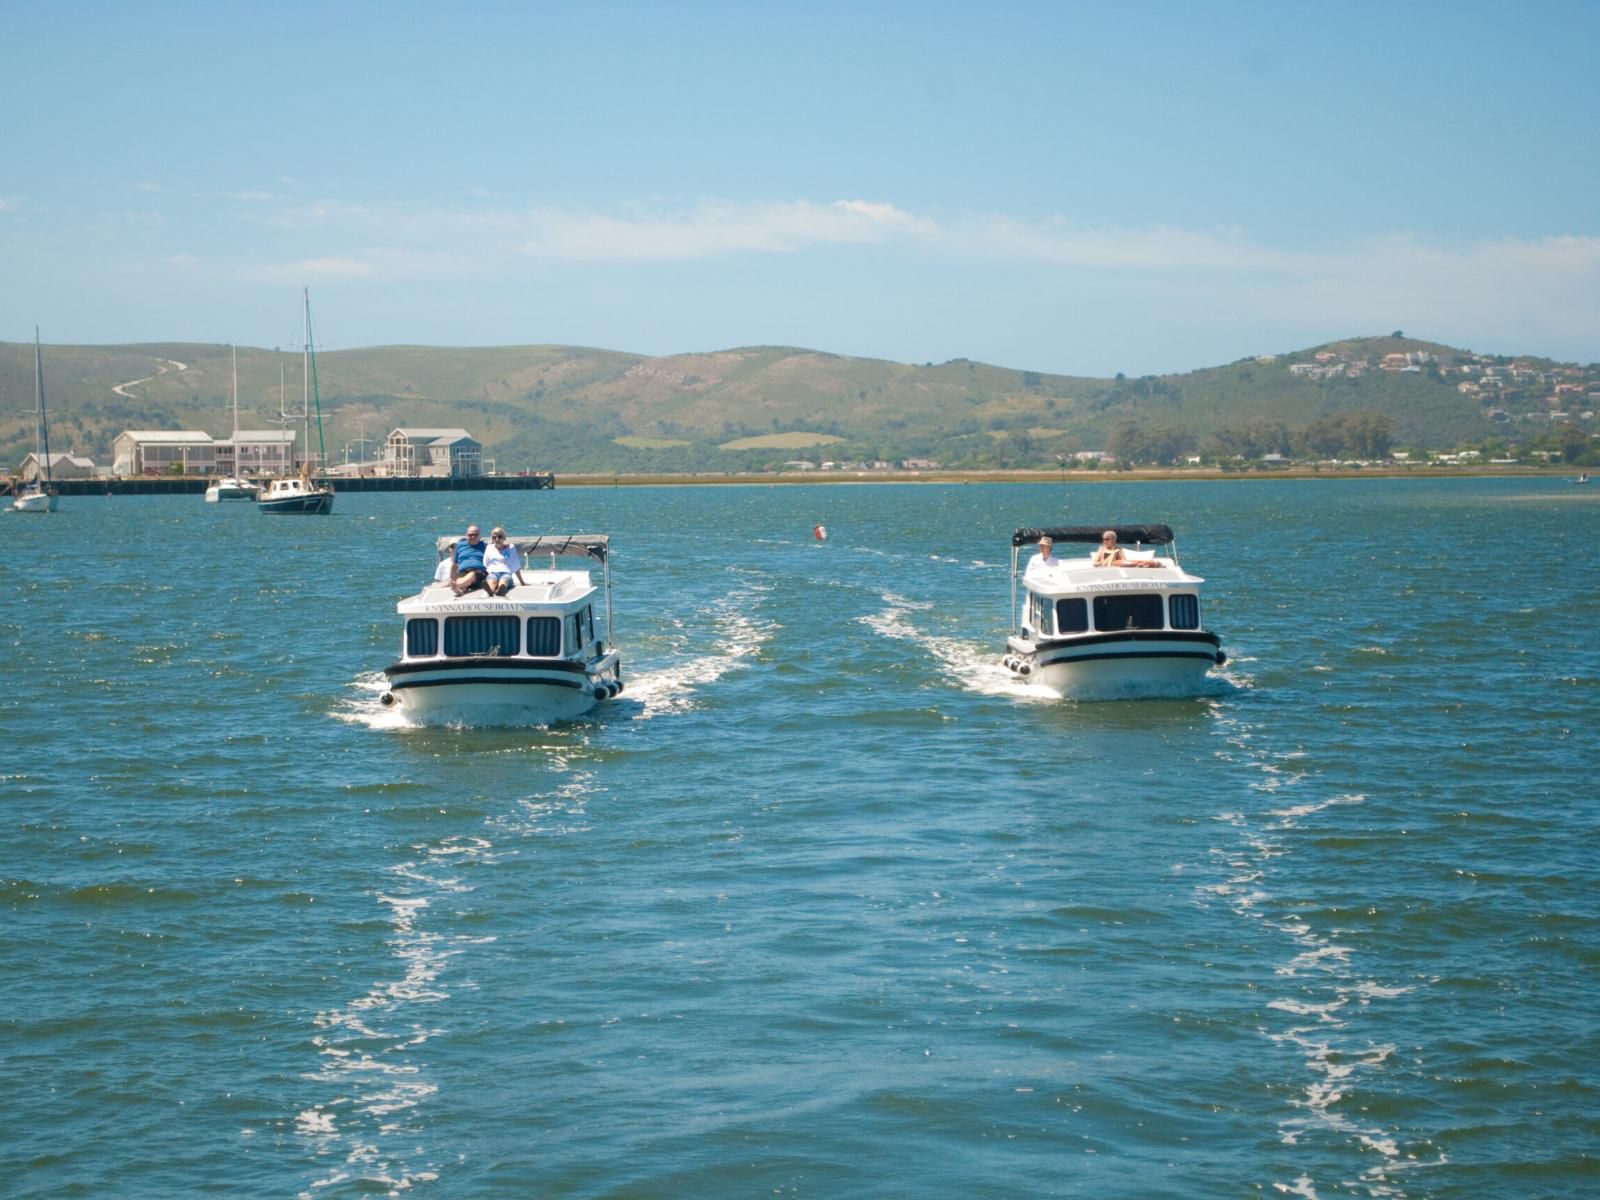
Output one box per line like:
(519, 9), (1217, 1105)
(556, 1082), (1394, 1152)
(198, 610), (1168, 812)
(231, 344), (240, 437)
(35, 329), (52, 487)
(304, 288), (327, 473)
(301, 297), (311, 471)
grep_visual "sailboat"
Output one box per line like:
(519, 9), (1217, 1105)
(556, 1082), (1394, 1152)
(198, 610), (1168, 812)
(258, 290), (334, 514)
(205, 345), (261, 501)
(13, 330), (57, 513)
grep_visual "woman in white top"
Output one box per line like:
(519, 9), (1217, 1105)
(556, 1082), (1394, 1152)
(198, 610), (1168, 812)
(483, 528), (522, 595)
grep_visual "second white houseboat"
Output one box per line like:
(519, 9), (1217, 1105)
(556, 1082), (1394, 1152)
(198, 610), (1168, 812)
(380, 534), (622, 726)
(1003, 524), (1225, 700)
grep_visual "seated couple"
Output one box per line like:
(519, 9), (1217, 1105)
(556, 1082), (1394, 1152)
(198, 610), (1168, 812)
(436, 526), (522, 596)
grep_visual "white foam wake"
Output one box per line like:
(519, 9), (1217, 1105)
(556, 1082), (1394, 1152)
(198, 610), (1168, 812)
(1201, 713), (1440, 1196)
(623, 586), (777, 718)
(332, 671), (416, 731)
(298, 837), (493, 1196)
(859, 591), (1057, 701)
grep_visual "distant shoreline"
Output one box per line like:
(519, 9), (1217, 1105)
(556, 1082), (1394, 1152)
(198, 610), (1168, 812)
(556, 465), (1581, 487)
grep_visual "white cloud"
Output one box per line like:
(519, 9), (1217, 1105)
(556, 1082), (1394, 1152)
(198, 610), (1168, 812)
(235, 195), (1599, 359)
(247, 248), (476, 284)
(513, 198), (933, 262)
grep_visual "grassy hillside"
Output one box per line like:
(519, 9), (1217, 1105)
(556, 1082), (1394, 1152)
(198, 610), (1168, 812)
(2, 335), (1590, 472)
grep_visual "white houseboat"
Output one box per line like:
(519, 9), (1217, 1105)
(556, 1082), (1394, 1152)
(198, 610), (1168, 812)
(1003, 524), (1225, 700)
(380, 534), (622, 726)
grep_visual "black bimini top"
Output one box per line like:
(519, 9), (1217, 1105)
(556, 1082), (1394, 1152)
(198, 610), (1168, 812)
(435, 533), (610, 563)
(1011, 524), (1175, 547)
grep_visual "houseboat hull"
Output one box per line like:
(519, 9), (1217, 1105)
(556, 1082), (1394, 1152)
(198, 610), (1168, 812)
(259, 490), (333, 514)
(381, 654), (620, 727)
(1008, 630), (1224, 700)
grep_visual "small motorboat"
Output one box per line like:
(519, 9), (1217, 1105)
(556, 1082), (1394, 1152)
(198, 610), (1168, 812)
(1003, 524), (1226, 700)
(380, 534), (623, 726)
(1574, 473), (1590, 486)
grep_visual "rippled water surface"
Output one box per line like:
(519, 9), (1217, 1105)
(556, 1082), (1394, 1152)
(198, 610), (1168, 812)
(2, 478), (1596, 1198)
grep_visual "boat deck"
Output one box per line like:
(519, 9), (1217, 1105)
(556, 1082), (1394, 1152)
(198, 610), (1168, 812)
(402, 569), (593, 612)
(1024, 553), (1200, 589)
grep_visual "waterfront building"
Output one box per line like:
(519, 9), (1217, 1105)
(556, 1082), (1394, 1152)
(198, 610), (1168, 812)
(382, 428), (484, 478)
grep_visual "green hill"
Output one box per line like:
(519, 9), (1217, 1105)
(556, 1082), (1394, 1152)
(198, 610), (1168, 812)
(2, 335), (1592, 472)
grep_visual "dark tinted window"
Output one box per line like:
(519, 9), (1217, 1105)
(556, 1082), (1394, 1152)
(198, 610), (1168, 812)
(444, 616), (520, 657)
(1093, 593), (1165, 631)
(406, 619), (438, 656)
(1169, 593), (1200, 630)
(526, 616), (562, 656)
(1055, 597), (1089, 633)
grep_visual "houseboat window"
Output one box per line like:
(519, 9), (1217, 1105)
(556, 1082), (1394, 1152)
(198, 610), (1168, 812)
(1169, 593), (1200, 630)
(1092, 593), (1165, 631)
(578, 605), (594, 646)
(565, 613), (580, 656)
(1055, 597), (1089, 634)
(1027, 592), (1049, 634)
(444, 615), (520, 657)
(526, 616), (562, 657)
(406, 618), (439, 657)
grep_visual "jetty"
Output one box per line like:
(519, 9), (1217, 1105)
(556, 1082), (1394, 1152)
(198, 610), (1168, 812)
(42, 473), (556, 497)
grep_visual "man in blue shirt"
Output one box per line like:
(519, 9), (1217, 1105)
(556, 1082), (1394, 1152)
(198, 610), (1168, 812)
(450, 525), (488, 595)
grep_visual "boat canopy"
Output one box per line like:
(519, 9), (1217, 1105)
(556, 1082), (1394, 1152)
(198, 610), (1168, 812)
(435, 533), (610, 563)
(1012, 524), (1174, 548)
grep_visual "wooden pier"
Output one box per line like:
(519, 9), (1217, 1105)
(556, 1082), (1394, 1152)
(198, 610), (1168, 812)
(45, 474), (557, 497)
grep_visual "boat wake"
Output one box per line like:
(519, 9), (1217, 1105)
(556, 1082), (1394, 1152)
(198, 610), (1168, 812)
(333, 672), (417, 731)
(297, 837), (492, 1197)
(622, 583), (777, 718)
(1201, 716), (1446, 1197)
(859, 591), (1057, 701)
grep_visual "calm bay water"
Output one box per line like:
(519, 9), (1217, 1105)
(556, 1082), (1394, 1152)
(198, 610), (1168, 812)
(2, 478), (1596, 1198)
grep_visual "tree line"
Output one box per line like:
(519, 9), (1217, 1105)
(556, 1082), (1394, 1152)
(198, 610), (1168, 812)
(1106, 410), (1396, 465)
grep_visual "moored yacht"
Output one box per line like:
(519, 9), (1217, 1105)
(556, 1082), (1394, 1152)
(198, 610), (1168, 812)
(206, 346), (260, 502)
(380, 534), (622, 726)
(1003, 524), (1225, 700)
(257, 468), (333, 514)
(205, 475), (260, 502)
(13, 330), (57, 514)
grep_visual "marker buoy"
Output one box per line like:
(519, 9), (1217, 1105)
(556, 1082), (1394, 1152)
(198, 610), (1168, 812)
(813, 524), (827, 541)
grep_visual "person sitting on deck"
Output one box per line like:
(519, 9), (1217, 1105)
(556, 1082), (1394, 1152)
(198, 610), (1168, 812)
(483, 528), (521, 597)
(450, 526), (488, 595)
(434, 542), (457, 583)
(1093, 529), (1160, 568)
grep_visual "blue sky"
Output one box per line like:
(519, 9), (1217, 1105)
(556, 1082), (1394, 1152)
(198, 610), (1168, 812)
(4, 1), (1597, 375)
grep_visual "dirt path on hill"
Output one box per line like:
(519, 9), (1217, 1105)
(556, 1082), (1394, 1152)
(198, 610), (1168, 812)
(111, 357), (189, 399)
